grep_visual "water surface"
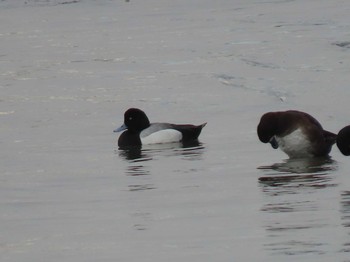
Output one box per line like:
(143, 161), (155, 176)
(1, 0), (350, 261)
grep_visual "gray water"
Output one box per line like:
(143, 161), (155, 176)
(1, 0), (350, 261)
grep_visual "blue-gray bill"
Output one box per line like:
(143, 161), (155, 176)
(269, 137), (279, 149)
(113, 124), (127, 133)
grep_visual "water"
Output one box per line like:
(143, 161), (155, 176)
(259, 158), (341, 258)
(1, 0), (350, 261)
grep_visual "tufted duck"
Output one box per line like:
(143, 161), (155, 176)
(257, 110), (337, 158)
(114, 108), (206, 147)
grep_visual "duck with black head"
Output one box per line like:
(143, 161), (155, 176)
(114, 108), (206, 147)
(257, 110), (337, 158)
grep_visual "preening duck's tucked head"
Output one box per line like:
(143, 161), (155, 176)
(337, 125), (350, 156)
(257, 112), (279, 143)
(114, 108), (151, 134)
(257, 110), (337, 158)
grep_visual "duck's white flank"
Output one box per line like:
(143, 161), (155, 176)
(275, 128), (312, 158)
(141, 129), (182, 145)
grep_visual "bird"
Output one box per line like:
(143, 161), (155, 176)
(336, 125), (350, 156)
(114, 108), (206, 147)
(257, 110), (337, 158)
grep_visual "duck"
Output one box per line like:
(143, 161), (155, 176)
(336, 125), (350, 156)
(257, 110), (337, 158)
(114, 108), (206, 147)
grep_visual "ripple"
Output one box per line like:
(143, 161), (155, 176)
(128, 184), (156, 192)
(264, 240), (326, 256)
(125, 165), (150, 177)
(333, 41), (350, 49)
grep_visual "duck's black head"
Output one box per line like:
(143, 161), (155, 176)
(257, 112), (279, 143)
(123, 108), (151, 133)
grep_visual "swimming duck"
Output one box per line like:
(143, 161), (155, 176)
(114, 108), (206, 147)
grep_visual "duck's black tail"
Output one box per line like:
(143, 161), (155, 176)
(173, 123), (207, 141)
(323, 130), (337, 146)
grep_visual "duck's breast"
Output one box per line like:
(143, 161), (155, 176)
(276, 128), (313, 158)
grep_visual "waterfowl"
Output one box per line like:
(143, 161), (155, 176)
(257, 110), (336, 158)
(114, 108), (206, 147)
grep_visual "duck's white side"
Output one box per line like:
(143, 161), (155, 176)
(140, 123), (182, 144)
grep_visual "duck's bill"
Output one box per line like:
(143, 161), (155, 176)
(113, 124), (127, 133)
(269, 137), (279, 149)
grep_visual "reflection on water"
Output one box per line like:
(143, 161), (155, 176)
(118, 140), (205, 162)
(340, 191), (350, 253)
(128, 184), (156, 192)
(131, 211), (152, 231)
(125, 165), (150, 177)
(116, 141), (205, 189)
(258, 157), (337, 175)
(341, 191), (350, 226)
(116, 141), (205, 232)
(117, 147), (152, 163)
(258, 157), (337, 191)
(258, 157), (339, 257)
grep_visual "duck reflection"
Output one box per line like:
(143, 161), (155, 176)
(118, 140), (205, 162)
(125, 164), (150, 177)
(340, 191), (350, 226)
(340, 191), (350, 253)
(115, 141), (205, 232)
(258, 157), (337, 190)
(259, 157), (336, 175)
(116, 145), (148, 162)
(116, 141), (205, 192)
(258, 158), (338, 256)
